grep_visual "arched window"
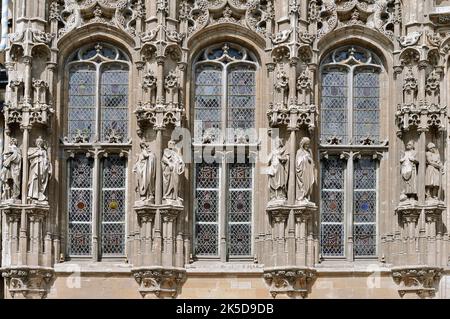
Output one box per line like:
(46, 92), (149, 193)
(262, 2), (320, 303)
(65, 43), (130, 259)
(193, 43), (257, 260)
(319, 46), (382, 259)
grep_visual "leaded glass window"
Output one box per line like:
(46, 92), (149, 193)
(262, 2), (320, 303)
(320, 157), (345, 257)
(68, 155), (94, 256)
(320, 46), (381, 145)
(66, 43), (129, 260)
(353, 157), (377, 256)
(193, 43), (257, 260)
(67, 43), (130, 143)
(194, 43), (257, 143)
(319, 46), (382, 260)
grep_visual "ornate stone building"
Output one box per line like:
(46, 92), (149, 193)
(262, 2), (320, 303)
(1, 0), (450, 299)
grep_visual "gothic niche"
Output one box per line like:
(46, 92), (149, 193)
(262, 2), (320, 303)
(267, 137), (289, 206)
(295, 137), (316, 205)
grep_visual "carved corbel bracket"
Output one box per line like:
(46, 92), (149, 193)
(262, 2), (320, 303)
(267, 103), (317, 132)
(263, 267), (317, 298)
(1, 266), (55, 299)
(395, 204), (421, 225)
(131, 266), (186, 298)
(391, 266), (443, 298)
(134, 102), (184, 131)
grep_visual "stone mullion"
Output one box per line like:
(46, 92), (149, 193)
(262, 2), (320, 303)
(91, 151), (101, 262)
(344, 153), (354, 262)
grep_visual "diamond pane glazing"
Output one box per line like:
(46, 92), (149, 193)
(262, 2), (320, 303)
(195, 66), (222, 143)
(227, 69), (256, 137)
(68, 66), (96, 142)
(68, 156), (93, 256)
(321, 70), (348, 144)
(320, 156), (345, 257)
(194, 162), (220, 256)
(100, 65), (129, 142)
(101, 155), (126, 256)
(228, 163), (252, 256)
(353, 157), (377, 256)
(353, 71), (380, 143)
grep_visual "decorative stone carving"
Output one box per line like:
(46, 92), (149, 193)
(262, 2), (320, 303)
(392, 266), (443, 298)
(399, 141), (418, 203)
(263, 267), (317, 298)
(295, 137), (316, 205)
(27, 137), (52, 203)
(132, 267), (186, 298)
(267, 137), (289, 205)
(1, 267), (55, 299)
(0, 138), (22, 202)
(399, 31), (422, 47)
(425, 143), (443, 203)
(246, 0), (274, 36)
(274, 68), (289, 108)
(396, 103), (446, 134)
(317, 0), (395, 40)
(269, 29), (292, 45)
(133, 141), (156, 204)
(162, 140), (185, 206)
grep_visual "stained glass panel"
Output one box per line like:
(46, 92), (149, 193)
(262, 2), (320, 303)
(321, 70), (348, 144)
(227, 68), (256, 142)
(68, 156), (93, 256)
(228, 163), (252, 256)
(68, 66), (96, 142)
(101, 156), (126, 255)
(194, 163), (220, 256)
(353, 70), (380, 144)
(353, 158), (377, 256)
(100, 64), (129, 142)
(195, 66), (222, 143)
(320, 157), (345, 257)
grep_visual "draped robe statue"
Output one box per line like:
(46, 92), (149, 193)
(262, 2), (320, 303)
(1, 138), (22, 201)
(296, 137), (316, 204)
(267, 137), (289, 204)
(425, 142), (443, 202)
(133, 142), (156, 203)
(400, 141), (418, 202)
(162, 140), (185, 205)
(27, 137), (52, 202)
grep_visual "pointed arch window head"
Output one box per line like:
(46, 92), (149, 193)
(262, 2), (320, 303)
(67, 43), (130, 144)
(320, 46), (382, 146)
(194, 43), (258, 144)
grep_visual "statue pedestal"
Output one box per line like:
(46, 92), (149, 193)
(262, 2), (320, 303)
(132, 202), (186, 298)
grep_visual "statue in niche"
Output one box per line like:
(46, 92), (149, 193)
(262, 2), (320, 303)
(0, 138), (22, 201)
(425, 142), (443, 202)
(27, 136), (52, 203)
(162, 140), (185, 205)
(133, 141), (156, 204)
(267, 137), (289, 205)
(295, 137), (316, 204)
(399, 141), (418, 203)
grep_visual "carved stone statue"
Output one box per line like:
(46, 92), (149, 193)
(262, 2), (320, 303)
(0, 138), (22, 201)
(267, 137), (289, 205)
(27, 136), (52, 203)
(399, 141), (418, 203)
(296, 137), (316, 204)
(133, 142), (156, 204)
(162, 140), (185, 205)
(425, 142), (443, 202)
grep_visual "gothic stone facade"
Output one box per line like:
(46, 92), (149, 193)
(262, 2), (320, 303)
(2, 0), (450, 299)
